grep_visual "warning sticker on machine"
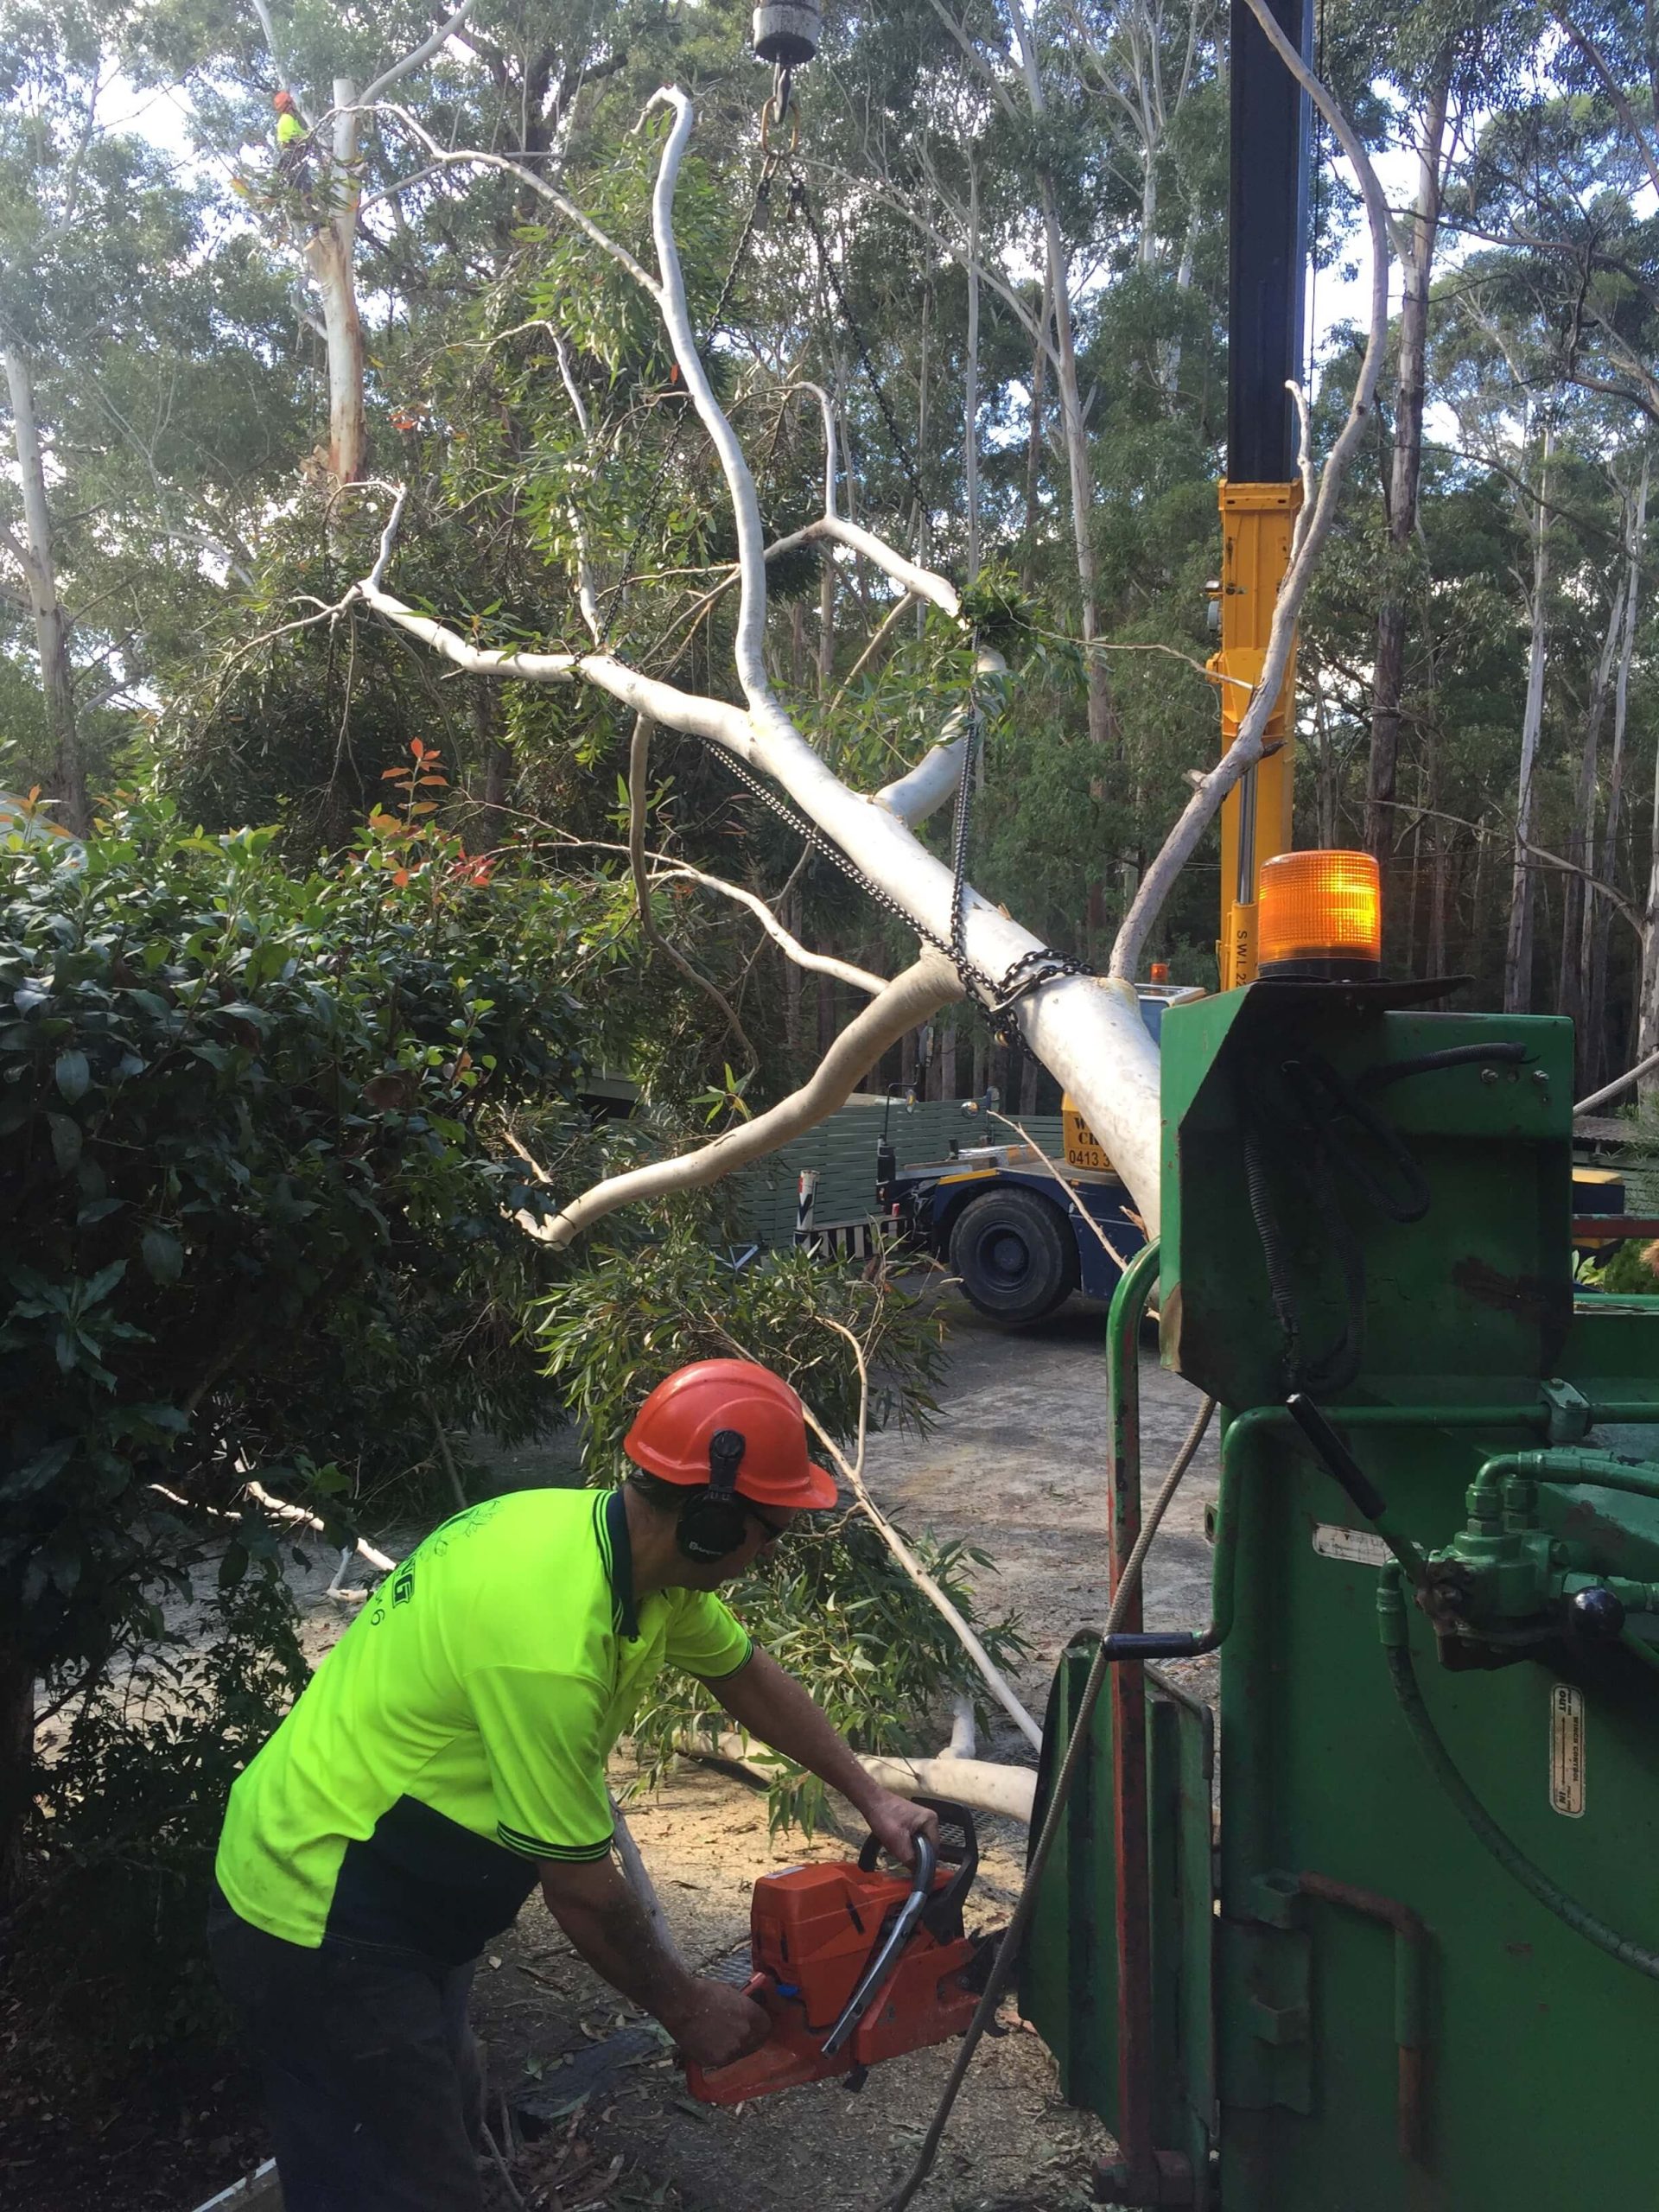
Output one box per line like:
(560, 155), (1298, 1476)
(1312, 1523), (1391, 1568)
(1549, 1684), (1586, 1818)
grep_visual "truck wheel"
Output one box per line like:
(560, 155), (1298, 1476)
(949, 1188), (1078, 1325)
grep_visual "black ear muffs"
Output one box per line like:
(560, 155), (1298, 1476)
(676, 1428), (751, 1562)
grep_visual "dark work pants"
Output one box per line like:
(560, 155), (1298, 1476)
(207, 1893), (486, 2212)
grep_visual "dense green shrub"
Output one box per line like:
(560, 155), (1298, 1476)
(0, 779), (639, 1886)
(1, 782), (1025, 2069)
(10, 1570), (308, 2063)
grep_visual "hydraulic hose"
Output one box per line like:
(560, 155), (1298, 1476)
(1378, 1565), (1659, 1984)
(883, 1281), (1216, 2212)
(1473, 1448), (1659, 1506)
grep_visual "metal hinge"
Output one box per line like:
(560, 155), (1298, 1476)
(1218, 1873), (1313, 2115)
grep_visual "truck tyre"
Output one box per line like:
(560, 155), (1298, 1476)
(949, 1188), (1077, 1325)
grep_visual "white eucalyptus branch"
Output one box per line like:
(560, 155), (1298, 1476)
(360, 0), (481, 105)
(1575, 1049), (1659, 1117)
(551, 330), (602, 641)
(783, 378), (840, 517)
(348, 90), (1166, 1227)
(685, 1729), (1036, 1823)
(812, 1315), (1043, 1751)
(526, 951), (963, 1249)
(828, 590), (916, 709)
(505, 823), (889, 993)
(649, 865), (887, 995)
(352, 100), (660, 296)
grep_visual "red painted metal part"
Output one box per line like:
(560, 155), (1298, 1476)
(1109, 1272), (1160, 2198)
(1297, 1872), (1430, 2162)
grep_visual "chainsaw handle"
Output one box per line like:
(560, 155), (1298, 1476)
(858, 1797), (978, 1943)
(821, 1830), (938, 2057)
(856, 1796), (976, 1877)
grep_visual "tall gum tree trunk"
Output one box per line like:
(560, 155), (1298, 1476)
(1365, 59), (1451, 858)
(1020, 270), (1052, 594)
(302, 77), (368, 485)
(964, 164), (982, 578)
(1007, 0), (1113, 752)
(3, 342), (88, 835)
(1044, 195), (1112, 751)
(1559, 577), (1624, 1077)
(1639, 731), (1659, 1104)
(1585, 460), (1648, 1081)
(1503, 425), (1553, 1014)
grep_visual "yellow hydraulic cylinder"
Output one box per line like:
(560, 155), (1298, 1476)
(1209, 479), (1301, 988)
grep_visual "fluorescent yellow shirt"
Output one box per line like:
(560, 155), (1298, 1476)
(275, 111), (307, 145)
(215, 1489), (752, 1963)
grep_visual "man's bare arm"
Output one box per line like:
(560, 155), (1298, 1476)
(538, 1853), (766, 2067)
(712, 1645), (938, 1862)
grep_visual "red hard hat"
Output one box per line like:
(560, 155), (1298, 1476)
(273, 88), (296, 109)
(625, 1359), (837, 1510)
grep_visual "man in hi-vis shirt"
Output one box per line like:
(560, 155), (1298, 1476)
(210, 1360), (935, 2211)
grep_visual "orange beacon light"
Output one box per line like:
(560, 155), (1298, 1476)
(1256, 850), (1382, 981)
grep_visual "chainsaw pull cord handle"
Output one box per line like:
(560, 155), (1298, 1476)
(821, 1833), (938, 2057)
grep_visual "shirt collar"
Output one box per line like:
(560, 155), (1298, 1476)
(597, 1487), (640, 1641)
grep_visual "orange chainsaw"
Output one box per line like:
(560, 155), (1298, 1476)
(684, 1798), (995, 2105)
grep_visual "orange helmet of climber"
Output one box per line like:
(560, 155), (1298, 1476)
(625, 1358), (837, 1510)
(273, 88), (296, 111)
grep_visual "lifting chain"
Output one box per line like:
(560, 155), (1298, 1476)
(716, 714), (1090, 1042)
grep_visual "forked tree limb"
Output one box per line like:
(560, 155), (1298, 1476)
(350, 87), (1405, 1226)
(529, 951), (963, 1248)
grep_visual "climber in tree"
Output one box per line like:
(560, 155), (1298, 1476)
(272, 88), (310, 176)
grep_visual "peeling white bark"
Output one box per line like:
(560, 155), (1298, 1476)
(530, 953), (963, 1249)
(346, 76), (1385, 1233)
(2, 343), (87, 834)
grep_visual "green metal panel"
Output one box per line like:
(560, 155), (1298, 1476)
(734, 1096), (1065, 1246)
(1023, 1639), (1121, 2118)
(1147, 982), (1659, 2212)
(1147, 1680), (1217, 2204)
(1022, 1646), (1216, 2196)
(1159, 985), (1574, 1412)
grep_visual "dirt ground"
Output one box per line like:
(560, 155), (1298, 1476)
(21, 1286), (1223, 2212)
(467, 1757), (1109, 2212)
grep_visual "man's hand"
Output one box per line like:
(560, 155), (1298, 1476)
(861, 1787), (939, 1868)
(662, 1978), (772, 2069)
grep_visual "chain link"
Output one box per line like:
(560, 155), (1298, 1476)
(717, 728), (1090, 1040)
